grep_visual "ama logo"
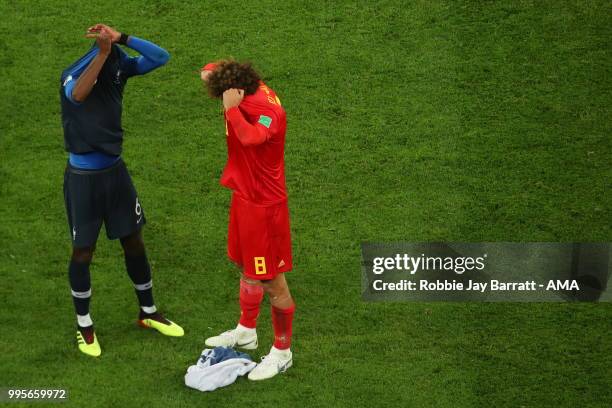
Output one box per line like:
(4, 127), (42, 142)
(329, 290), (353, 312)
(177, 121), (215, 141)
(546, 280), (580, 290)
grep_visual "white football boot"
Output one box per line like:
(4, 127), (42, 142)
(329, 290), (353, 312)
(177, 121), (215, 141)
(248, 346), (293, 381)
(205, 324), (258, 350)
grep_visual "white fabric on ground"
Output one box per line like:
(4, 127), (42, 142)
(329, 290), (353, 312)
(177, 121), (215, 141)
(185, 347), (256, 392)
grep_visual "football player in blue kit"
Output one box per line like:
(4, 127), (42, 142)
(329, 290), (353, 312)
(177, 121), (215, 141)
(60, 24), (183, 357)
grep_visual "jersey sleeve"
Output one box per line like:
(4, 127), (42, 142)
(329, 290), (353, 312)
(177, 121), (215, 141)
(118, 36), (170, 78)
(225, 107), (279, 146)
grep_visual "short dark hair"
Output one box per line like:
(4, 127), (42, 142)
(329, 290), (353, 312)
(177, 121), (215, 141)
(206, 60), (261, 98)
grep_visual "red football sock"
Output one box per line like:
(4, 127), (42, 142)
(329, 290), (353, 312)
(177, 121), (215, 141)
(272, 303), (295, 350)
(238, 280), (264, 329)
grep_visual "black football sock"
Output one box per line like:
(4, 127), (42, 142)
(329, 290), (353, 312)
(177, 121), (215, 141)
(69, 260), (93, 327)
(124, 253), (156, 312)
(138, 310), (170, 323)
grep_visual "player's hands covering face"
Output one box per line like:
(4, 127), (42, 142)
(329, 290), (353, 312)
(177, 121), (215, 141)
(223, 88), (244, 110)
(86, 24), (120, 55)
(87, 24), (121, 43)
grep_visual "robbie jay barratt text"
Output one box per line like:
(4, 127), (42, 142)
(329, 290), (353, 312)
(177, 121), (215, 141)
(371, 279), (581, 292)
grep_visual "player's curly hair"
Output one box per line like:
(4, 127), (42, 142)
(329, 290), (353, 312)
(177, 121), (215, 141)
(206, 60), (261, 98)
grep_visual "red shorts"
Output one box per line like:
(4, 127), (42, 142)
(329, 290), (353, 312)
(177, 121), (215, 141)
(227, 193), (293, 280)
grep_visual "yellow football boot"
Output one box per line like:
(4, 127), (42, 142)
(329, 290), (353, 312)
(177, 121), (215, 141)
(138, 312), (184, 337)
(76, 327), (101, 357)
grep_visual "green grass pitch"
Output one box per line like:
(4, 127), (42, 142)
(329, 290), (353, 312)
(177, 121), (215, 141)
(0, 1), (610, 407)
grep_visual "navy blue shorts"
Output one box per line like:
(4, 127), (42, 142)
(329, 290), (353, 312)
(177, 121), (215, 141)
(63, 159), (145, 248)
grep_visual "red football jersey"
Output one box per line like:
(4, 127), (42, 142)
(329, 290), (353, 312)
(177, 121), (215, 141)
(220, 82), (288, 205)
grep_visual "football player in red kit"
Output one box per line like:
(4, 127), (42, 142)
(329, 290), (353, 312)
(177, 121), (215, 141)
(200, 61), (295, 381)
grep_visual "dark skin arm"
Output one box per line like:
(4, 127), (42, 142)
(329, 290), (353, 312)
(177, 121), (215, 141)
(71, 26), (117, 103)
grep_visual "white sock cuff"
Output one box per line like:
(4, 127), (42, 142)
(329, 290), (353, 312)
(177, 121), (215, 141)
(77, 313), (93, 327)
(134, 280), (153, 291)
(271, 345), (291, 356)
(71, 288), (92, 299)
(141, 305), (157, 314)
(236, 323), (256, 332)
